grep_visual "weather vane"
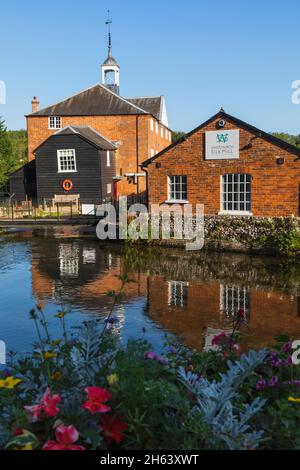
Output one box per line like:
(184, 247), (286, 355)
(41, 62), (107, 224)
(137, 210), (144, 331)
(105, 10), (112, 54)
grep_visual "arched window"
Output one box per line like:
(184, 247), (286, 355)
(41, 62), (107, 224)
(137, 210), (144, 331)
(104, 69), (116, 85)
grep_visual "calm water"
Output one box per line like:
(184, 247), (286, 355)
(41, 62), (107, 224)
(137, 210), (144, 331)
(1, 232), (300, 355)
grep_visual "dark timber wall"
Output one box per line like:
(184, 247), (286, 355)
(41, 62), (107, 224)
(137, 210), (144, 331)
(35, 134), (116, 205)
(9, 160), (37, 203)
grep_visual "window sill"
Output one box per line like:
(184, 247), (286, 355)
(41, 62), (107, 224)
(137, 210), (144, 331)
(165, 200), (189, 204)
(58, 170), (78, 174)
(218, 211), (252, 216)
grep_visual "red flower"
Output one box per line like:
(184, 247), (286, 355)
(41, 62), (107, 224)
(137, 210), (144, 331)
(24, 388), (61, 423)
(42, 388), (61, 417)
(43, 424), (85, 451)
(82, 387), (112, 414)
(102, 415), (128, 444)
(237, 308), (245, 319)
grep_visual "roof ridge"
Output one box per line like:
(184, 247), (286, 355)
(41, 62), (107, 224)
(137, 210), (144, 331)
(97, 84), (148, 114)
(28, 83), (103, 116)
(126, 96), (162, 99)
(81, 125), (117, 147)
(142, 110), (300, 167)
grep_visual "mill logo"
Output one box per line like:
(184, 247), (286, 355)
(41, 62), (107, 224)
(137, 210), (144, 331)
(0, 340), (6, 365)
(216, 133), (229, 144)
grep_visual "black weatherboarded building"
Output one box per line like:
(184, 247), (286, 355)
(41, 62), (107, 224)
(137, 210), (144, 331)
(10, 126), (117, 205)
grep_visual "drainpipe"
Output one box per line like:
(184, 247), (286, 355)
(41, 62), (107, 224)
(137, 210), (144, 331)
(136, 116), (140, 196)
(141, 164), (149, 208)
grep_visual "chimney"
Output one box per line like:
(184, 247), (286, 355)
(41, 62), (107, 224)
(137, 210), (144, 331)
(31, 96), (39, 113)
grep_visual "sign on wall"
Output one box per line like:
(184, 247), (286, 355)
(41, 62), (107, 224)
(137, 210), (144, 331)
(205, 129), (240, 160)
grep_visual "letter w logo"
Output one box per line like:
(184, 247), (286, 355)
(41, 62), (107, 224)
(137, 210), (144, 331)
(217, 133), (229, 144)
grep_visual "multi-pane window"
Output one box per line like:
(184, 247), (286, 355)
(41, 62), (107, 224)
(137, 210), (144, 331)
(222, 174), (251, 213)
(165, 129), (168, 140)
(168, 176), (187, 201)
(106, 150), (110, 167)
(168, 281), (189, 308)
(150, 148), (155, 157)
(49, 116), (62, 129)
(59, 243), (79, 278)
(57, 149), (77, 172)
(150, 119), (154, 132)
(107, 183), (112, 194)
(156, 122), (159, 134)
(161, 126), (164, 138)
(220, 285), (250, 319)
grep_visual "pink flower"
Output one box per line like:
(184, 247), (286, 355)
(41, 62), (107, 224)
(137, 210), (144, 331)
(24, 404), (43, 423)
(42, 388), (61, 417)
(82, 387), (112, 414)
(43, 424), (85, 451)
(24, 388), (61, 422)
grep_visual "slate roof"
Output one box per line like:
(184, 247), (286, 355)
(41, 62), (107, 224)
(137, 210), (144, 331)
(142, 109), (300, 167)
(28, 84), (154, 118)
(33, 125), (117, 153)
(126, 97), (163, 121)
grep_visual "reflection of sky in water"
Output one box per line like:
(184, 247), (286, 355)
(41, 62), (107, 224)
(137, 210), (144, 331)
(0, 240), (172, 357)
(0, 236), (299, 360)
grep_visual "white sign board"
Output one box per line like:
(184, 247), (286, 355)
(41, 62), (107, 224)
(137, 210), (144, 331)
(205, 129), (239, 160)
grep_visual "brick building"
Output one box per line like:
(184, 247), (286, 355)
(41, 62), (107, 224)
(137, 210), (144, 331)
(142, 109), (300, 217)
(12, 26), (171, 204)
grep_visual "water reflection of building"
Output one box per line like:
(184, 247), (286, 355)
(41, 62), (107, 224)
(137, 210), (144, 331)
(31, 240), (148, 318)
(147, 276), (300, 352)
(30, 241), (300, 352)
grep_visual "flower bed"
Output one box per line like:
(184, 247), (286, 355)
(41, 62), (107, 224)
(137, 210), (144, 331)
(1, 306), (300, 450)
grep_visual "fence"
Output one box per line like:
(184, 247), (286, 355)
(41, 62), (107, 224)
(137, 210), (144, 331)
(0, 199), (84, 221)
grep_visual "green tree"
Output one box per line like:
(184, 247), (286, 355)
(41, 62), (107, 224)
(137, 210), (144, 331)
(172, 130), (186, 144)
(271, 132), (300, 148)
(0, 117), (13, 190)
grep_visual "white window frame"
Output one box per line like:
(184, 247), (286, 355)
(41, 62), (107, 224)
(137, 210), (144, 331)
(161, 126), (164, 138)
(168, 281), (189, 308)
(150, 148), (155, 157)
(220, 284), (250, 318)
(107, 183), (112, 194)
(156, 121), (159, 134)
(165, 128), (168, 139)
(57, 149), (77, 173)
(167, 175), (188, 203)
(150, 118), (154, 132)
(219, 173), (252, 215)
(106, 150), (110, 167)
(49, 116), (62, 129)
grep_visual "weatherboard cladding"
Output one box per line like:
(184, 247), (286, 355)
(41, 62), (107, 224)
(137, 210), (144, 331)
(54, 126), (117, 151)
(29, 84), (151, 117)
(9, 160), (37, 203)
(35, 133), (116, 204)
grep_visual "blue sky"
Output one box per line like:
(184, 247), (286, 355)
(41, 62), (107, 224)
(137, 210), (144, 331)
(1, 0), (300, 133)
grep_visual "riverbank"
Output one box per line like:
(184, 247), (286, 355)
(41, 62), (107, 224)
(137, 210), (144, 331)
(1, 215), (300, 257)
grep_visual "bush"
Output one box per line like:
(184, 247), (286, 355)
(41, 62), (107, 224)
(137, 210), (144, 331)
(1, 306), (300, 450)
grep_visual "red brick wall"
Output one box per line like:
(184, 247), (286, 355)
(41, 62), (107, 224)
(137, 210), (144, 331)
(27, 114), (170, 197)
(147, 115), (300, 217)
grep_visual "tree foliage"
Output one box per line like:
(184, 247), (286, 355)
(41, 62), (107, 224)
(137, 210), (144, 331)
(0, 117), (27, 191)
